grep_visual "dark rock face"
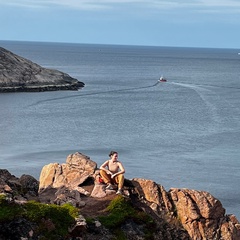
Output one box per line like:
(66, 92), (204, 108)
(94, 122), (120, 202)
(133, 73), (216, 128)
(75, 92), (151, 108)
(0, 218), (38, 240)
(0, 47), (84, 92)
(0, 169), (39, 201)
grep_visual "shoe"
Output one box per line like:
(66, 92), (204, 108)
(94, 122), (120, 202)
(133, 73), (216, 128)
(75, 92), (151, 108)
(106, 184), (114, 190)
(116, 189), (123, 195)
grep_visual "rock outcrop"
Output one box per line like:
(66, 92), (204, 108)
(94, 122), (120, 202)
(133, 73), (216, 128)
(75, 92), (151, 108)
(1, 152), (240, 239)
(0, 47), (84, 92)
(0, 169), (39, 202)
(131, 178), (240, 240)
(39, 152), (96, 194)
(37, 152), (240, 239)
(38, 152), (97, 206)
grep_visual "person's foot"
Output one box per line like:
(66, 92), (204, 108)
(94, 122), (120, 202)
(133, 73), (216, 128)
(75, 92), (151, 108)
(116, 189), (123, 195)
(106, 184), (114, 190)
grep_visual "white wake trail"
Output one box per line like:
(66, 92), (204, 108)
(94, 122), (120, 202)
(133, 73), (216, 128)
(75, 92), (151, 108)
(171, 82), (222, 127)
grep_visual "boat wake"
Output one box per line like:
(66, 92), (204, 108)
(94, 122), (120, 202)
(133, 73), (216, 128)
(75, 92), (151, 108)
(29, 81), (160, 106)
(170, 81), (240, 131)
(171, 81), (240, 90)
(28, 78), (240, 107)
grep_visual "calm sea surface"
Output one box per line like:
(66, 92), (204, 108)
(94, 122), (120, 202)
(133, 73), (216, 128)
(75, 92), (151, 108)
(0, 41), (240, 218)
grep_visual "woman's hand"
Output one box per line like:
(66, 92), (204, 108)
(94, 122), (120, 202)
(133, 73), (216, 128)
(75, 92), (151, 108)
(111, 173), (117, 178)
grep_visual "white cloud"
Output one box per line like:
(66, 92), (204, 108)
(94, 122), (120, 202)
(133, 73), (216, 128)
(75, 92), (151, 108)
(1, 0), (240, 11)
(199, 0), (240, 7)
(0, 0), (105, 10)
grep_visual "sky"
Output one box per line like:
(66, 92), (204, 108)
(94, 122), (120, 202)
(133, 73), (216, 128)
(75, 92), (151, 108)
(0, 0), (240, 48)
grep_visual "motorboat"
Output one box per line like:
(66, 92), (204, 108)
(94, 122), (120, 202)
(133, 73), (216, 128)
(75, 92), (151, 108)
(159, 76), (167, 82)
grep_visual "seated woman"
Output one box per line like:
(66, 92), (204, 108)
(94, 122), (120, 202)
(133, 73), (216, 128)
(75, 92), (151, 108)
(99, 151), (125, 195)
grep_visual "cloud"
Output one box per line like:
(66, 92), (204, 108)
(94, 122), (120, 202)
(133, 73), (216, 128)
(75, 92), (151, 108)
(1, 0), (240, 11)
(199, 0), (240, 7)
(0, 0), (109, 10)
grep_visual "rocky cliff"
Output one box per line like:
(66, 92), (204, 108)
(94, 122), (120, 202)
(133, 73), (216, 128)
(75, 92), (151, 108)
(1, 152), (240, 240)
(0, 47), (84, 92)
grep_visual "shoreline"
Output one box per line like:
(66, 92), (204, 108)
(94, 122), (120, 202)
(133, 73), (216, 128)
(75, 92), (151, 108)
(0, 83), (84, 93)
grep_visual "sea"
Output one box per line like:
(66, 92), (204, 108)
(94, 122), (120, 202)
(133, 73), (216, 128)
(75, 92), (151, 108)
(0, 40), (240, 219)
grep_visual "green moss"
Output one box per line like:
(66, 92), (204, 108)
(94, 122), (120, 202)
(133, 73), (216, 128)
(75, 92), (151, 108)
(85, 217), (95, 225)
(61, 203), (79, 218)
(99, 195), (135, 228)
(113, 228), (127, 240)
(98, 195), (157, 239)
(0, 195), (22, 221)
(24, 201), (79, 235)
(0, 194), (6, 202)
(0, 199), (79, 238)
(135, 211), (155, 225)
(106, 195), (133, 212)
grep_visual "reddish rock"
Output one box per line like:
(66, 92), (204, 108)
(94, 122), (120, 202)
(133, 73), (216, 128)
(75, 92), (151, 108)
(131, 178), (172, 212)
(38, 152), (97, 193)
(36, 154), (240, 239)
(90, 184), (107, 198)
(130, 179), (240, 240)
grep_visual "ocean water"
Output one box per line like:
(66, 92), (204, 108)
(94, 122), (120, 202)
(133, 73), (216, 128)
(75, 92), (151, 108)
(0, 41), (240, 218)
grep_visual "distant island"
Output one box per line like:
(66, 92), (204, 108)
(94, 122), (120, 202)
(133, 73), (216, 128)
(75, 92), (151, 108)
(0, 47), (84, 92)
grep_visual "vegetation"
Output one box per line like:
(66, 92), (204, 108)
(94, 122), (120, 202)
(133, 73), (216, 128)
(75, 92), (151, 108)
(0, 194), (157, 239)
(25, 201), (78, 235)
(99, 195), (156, 239)
(99, 195), (135, 228)
(0, 194), (79, 238)
(0, 194), (22, 221)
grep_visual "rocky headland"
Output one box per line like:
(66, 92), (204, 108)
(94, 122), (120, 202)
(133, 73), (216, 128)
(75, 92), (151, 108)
(0, 152), (240, 240)
(0, 47), (84, 92)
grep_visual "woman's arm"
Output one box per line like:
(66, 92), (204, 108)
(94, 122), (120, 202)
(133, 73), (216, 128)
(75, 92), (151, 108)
(100, 160), (112, 175)
(111, 162), (125, 178)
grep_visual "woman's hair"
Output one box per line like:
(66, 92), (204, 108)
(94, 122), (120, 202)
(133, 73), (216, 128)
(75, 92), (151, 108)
(109, 151), (118, 157)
